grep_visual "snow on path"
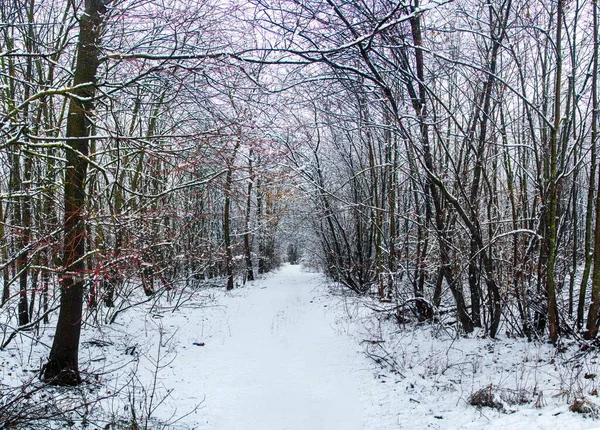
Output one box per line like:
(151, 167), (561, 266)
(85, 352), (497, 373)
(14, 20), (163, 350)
(7, 262), (600, 428)
(120, 263), (600, 430)
(169, 264), (379, 429)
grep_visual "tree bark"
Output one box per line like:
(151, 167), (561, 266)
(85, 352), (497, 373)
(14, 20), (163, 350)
(244, 149), (255, 282)
(224, 140), (240, 290)
(545, 0), (564, 343)
(0, 199), (8, 305)
(43, 0), (107, 386)
(585, 0), (600, 339)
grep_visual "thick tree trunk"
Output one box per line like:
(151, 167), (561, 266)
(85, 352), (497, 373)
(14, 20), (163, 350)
(43, 0), (107, 386)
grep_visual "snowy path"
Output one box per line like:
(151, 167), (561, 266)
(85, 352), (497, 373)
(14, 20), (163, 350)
(109, 263), (600, 430)
(169, 264), (377, 429)
(72, 264), (600, 429)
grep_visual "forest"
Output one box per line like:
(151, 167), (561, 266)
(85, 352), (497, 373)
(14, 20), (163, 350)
(1, 0), (600, 428)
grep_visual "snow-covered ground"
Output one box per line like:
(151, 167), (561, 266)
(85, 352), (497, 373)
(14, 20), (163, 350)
(2, 263), (600, 429)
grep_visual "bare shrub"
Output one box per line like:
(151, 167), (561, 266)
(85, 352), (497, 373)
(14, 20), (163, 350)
(570, 397), (599, 418)
(469, 384), (504, 410)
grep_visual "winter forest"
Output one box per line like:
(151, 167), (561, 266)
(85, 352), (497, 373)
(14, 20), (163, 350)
(1, 0), (600, 428)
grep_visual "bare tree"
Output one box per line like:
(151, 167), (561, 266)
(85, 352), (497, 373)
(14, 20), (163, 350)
(43, 0), (109, 385)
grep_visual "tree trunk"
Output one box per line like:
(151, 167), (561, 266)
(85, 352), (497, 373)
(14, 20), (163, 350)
(17, 150), (31, 327)
(256, 176), (266, 275)
(0, 198), (9, 305)
(11, 147), (29, 327)
(585, 0), (600, 339)
(224, 140), (240, 290)
(409, 6), (473, 333)
(545, 0), (564, 343)
(386, 112), (397, 300)
(43, 0), (107, 386)
(244, 150), (255, 282)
